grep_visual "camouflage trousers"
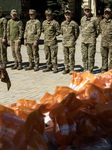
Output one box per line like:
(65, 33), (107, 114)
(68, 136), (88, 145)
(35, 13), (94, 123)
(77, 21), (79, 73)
(0, 38), (7, 65)
(27, 43), (39, 66)
(81, 43), (96, 72)
(63, 46), (75, 70)
(100, 46), (112, 72)
(10, 40), (22, 64)
(44, 44), (58, 69)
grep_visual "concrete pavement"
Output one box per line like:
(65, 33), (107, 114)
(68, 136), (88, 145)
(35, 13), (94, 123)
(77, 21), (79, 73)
(0, 33), (102, 105)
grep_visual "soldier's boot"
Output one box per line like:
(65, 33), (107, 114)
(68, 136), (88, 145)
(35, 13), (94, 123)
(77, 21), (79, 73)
(53, 66), (58, 73)
(11, 63), (18, 70)
(62, 69), (69, 74)
(17, 63), (23, 70)
(69, 67), (74, 75)
(34, 65), (39, 72)
(25, 63), (33, 71)
(43, 67), (52, 72)
(101, 68), (107, 73)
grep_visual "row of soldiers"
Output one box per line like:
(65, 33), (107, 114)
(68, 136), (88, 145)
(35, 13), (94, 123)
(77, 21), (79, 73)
(0, 6), (112, 75)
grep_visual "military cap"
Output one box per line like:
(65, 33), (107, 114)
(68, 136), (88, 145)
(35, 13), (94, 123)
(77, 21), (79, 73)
(11, 9), (17, 15)
(84, 5), (91, 10)
(29, 9), (36, 15)
(45, 10), (52, 15)
(64, 9), (72, 14)
(104, 8), (111, 12)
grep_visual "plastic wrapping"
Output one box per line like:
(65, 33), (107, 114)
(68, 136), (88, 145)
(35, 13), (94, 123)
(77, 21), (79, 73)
(1, 113), (24, 139)
(0, 105), (14, 126)
(72, 137), (111, 150)
(1, 70), (112, 149)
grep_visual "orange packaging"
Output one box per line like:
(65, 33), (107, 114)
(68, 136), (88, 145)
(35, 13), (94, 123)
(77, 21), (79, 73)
(103, 88), (112, 102)
(12, 127), (49, 150)
(53, 86), (76, 103)
(39, 92), (57, 111)
(23, 108), (45, 138)
(0, 105), (14, 126)
(17, 99), (37, 109)
(84, 83), (106, 103)
(75, 72), (96, 93)
(62, 92), (83, 112)
(95, 101), (112, 128)
(10, 108), (48, 150)
(50, 104), (70, 148)
(71, 72), (83, 86)
(1, 113), (24, 140)
(17, 105), (34, 120)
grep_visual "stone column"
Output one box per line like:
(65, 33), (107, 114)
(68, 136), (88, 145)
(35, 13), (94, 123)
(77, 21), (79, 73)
(91, 0), (96, 16)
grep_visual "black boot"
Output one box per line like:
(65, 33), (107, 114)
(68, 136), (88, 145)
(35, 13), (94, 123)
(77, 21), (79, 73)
(62, 69), (69, 74)
(17, 63), (23, 70)
(43, 67), (52, 72)
(34, 65), (39, 71)
(11, 63), (18, 70)
(25, 63), (33, 71)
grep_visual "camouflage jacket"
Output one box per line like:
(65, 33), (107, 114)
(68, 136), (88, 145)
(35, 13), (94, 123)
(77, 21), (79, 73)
(81, 15), (100, 44)
(42, 19), (60, 46)
(100, 18), (112, 47)
(0, 16), (7, 39)
(7, 18), (23, 41)
(24, 19), (41, 44)
(61, 20), (79, 47)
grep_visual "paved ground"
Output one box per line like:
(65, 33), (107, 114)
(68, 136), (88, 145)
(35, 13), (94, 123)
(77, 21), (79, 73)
(0, 33), (102, 105)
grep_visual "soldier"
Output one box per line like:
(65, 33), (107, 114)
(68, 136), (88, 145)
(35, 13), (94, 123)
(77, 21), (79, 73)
(24, 9), (41, 71)
(81, 5), (100, 72)
(7, 9), (23, 70)
(61, 10), (79, 75)
(100, 8), (112, 73)
(0, 7), (7, 68)
(42, 10), (60, 73)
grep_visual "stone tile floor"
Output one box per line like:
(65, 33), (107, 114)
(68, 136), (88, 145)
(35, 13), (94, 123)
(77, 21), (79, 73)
(0, 34), (102, 105)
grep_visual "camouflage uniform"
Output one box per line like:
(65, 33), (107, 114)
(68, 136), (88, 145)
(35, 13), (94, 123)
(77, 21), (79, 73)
(81, 10), (100, 72)
(100, 8), (112, 72)
(0, 63), (11, 90)
(0, 8), (7, 67)
(42, 10), (60, 73)
(7, 9), (23, 70)
(24, 9), (41, 71)
(61, 13), (79, 73)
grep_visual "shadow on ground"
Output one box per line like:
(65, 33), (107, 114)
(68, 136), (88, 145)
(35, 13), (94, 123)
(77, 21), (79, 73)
(6, 61), (101, 74)
(93, 66), (101, 74)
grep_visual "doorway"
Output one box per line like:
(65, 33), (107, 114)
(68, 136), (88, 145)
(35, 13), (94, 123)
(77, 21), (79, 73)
(74, 0), (81, 25)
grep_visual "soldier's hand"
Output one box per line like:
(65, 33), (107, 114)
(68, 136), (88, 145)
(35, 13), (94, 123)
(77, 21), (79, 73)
(8, 41), (10, 45)
(33, 43), (37, 47)
(2, 39), (6, 43)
